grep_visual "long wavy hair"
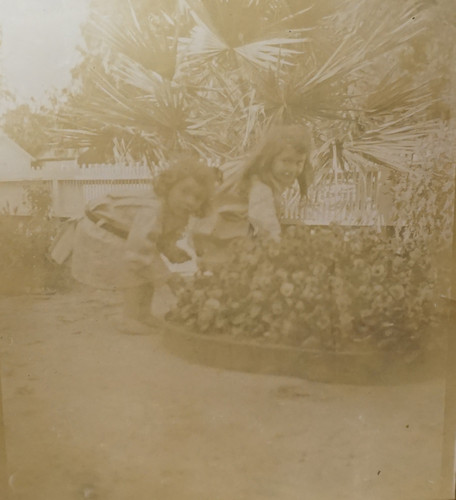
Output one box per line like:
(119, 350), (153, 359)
(153, 157), (218, 218)
(241, 124), (314, 196)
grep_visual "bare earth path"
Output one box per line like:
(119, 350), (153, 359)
(0, 287), (445, 500)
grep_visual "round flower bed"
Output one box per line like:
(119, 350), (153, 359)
(166, 225), (445, 384)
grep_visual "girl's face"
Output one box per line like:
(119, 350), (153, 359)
(166, 176), (205, 218)
(270, 145), (305, 189)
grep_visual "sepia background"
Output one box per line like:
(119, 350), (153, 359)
(0, 1), (455, 499)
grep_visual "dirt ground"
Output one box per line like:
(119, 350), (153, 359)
(0, 286), (447, 500)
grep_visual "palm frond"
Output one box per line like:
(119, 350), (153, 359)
(292, 0), (432, 107)
(363, 69), (437, 118)
(180, 0), (311, 72)
(56, 67), (230, 163)
(233, 38), (309, 69)
(90, 5), (179, 80)
(111, 53), (165, 96)
(344, 119), (439, 174)
(185, 0), (310, 45)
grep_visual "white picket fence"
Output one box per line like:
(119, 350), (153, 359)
(0, 162), (155, 217)
(0, 161), (390, 224)
(282, 170), (388, 226)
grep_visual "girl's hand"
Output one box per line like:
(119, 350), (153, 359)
(164, 245), (192, 264)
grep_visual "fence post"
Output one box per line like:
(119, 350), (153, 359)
(51, 179), (60, 217)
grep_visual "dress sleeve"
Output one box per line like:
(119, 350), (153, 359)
(248, 181), (281, 241)
(124, 206), (172, 287)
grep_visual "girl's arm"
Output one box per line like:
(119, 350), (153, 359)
(124, 207), (172, 287)
(248, 181), (281, 241)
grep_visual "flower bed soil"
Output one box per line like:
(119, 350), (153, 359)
(163, 321), (444, 386)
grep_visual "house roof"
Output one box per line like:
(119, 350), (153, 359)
(32, 146), (78, 166)
(0, 130), (35, 180)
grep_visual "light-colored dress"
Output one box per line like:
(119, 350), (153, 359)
(56, 191), (189, 290)
(247, 176), (282, 241)
(208, 175), (286, 242)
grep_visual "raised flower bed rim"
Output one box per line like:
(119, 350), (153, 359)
(163, 321), (444, 386)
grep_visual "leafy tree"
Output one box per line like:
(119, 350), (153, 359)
(1, 102), (60, 157)
(0, 27), (15, 113)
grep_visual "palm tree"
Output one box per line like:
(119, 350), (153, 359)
(55, 0), (451, 195)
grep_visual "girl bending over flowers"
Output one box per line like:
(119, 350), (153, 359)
(58, 159), (217, 333)
(240, 124), (313, 240)
(196, 124), (313, 264)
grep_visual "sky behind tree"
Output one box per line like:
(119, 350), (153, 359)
(0, 0), (89, 105)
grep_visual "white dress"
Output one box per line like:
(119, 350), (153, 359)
(52, 191), (191, 290)
(247, 177), (282, 241)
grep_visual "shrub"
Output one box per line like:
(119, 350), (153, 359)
(0, 183), (70, 294)
(390, 125), (455, 296)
